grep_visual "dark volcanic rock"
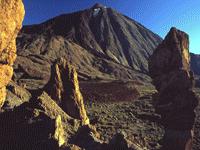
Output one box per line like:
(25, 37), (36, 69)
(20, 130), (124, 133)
(13, 55), (51, 90)
(107, 132), (132, 150)
(46, 58), (89, 125)
(190, 53), (200, 87)
(106, 132), (144, 150)
(0, 104), (59, 150)
(80, 81), (140, 102)
(71, 125), (104, 150)
(191, 53), (200, 76)
(149, 27), (199, 149)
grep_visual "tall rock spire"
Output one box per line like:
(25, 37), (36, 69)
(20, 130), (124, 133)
(149, 27), (198, 150)
(46, 58), (89, 125)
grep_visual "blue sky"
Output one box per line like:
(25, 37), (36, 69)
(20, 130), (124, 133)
(23, 0), (200, 54)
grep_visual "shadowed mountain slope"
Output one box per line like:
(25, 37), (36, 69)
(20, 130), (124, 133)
(15, 4), (162, 90)
(191, 53), (200, 87)
(191, 53), (200, 76)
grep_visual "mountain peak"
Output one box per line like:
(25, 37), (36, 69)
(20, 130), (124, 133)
(92, 3), (106, 9)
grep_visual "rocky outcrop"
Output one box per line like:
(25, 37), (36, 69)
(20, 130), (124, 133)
(3, 80), (31, 110)
(53, 115), (65, 147)
(107, 132), (144, 150)
(149, 27), (199, 149)
(37, 92), (80, 137)
(0, 91), (81, 149)
(46, 58), (89, 125)
(71, 124), (104, 150)
(0, 0), (25, 108)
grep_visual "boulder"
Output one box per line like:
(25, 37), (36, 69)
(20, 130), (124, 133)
(108, 132), (130, 150)
(0, 0), (25, 108)
(106, 132), (144, 150)
(46, 58), (89, 125)
(71, 124), (103, 150)
(37, 92), (81, 137)
(149, 27), (199, 149)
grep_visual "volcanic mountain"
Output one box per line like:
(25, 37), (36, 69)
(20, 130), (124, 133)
(15, 3), (163, 90)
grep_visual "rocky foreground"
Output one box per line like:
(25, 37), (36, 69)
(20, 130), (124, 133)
(85, 85), (200, 150)
(2, 78), (200, 150)
(0, 1), (200, 150)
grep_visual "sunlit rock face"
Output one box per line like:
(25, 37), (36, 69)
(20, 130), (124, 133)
(149, 27), (192, 92)
(149, 27), (198, 149)
(0, 0), (25, 108)
(46, 58), (89, 125)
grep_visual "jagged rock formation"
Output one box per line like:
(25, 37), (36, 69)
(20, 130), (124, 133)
(46, 58), (89, 125)
(0, 0), (25, 108)
(53, 115), (65, 147)
(0, 92), (81, 149)
(37, 92), (81, 136)
(37, 92), (82, 147)
(14, 3), (162, 90)
(3, 80), (31, 110)
(149, 27), (199, 150)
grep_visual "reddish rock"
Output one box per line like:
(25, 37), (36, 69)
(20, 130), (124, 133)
(0, 0), (25, 108)
(149, 27), (198, 150)
(149, 27), (193, 92)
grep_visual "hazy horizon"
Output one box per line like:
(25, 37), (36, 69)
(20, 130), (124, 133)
(23, 0), (200, 54)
